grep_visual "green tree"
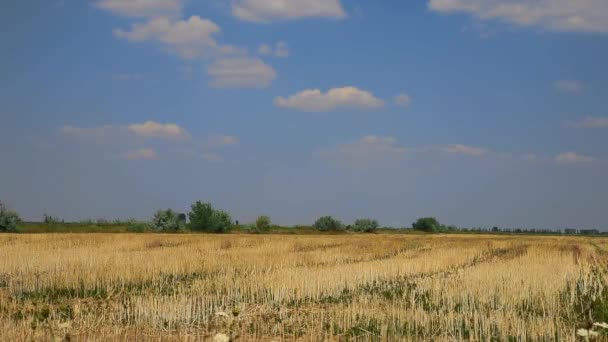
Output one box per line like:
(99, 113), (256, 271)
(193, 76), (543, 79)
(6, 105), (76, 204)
(313, 216), (343, 232)
(188, 201), (232, 233)
(412, 217), (442, 232)
(353, 218), (379, 233)
(255, 215), (271, 232)
(151, 209), (183, 232)
(0, 202), (21, 232)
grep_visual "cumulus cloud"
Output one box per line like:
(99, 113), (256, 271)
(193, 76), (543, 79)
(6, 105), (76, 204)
(121, 148), (158, 160)
(274, 87), (385, 112)
(61, 121), (190, 143)
(428, 0), (608, 33)
(128, 121), (191, 140)
(394, 93), (412, 107)
(258, 42), (290, 57)
(207, 57), (277, 88)
(555, 152), (595, 164)
(232, 0), (346, 22)
(554, 80), (584, 93)
(441, 144), (488, 156)
(113, 16), (239, 60)
(571, 116), (608, 128)
(96, 0), (182, 17)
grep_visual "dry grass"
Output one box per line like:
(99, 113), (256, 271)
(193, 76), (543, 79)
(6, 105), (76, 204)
(0, 233), (607, 341)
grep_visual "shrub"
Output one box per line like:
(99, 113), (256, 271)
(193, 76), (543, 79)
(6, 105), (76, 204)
(43, 214), (62, 224)
(177, 213), (187, 226)
(313, 216), (343, 232)
(412, 217), (442, 232)
(188, 201), (232, 233)
(0, 202), (21, 232)
(255, 216), (271, 232)
(151, 209), (184, 232)
(243, 224), (260, 234)
(126, 222), (152, 233)
(353, 218), (379, 233)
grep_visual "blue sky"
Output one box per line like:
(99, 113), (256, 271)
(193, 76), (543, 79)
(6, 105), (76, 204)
(2, 0), (607, 229)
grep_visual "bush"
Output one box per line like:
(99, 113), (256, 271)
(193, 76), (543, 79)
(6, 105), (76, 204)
(151, 209), (184, 232)
(313, 216), (343, 232)
(43, 214), (62, 224)
(126, 222), (152, 233)
(256, 216), (271, 232)
(412, 217), (442, 232)
(353, 218), (379, 233)
(188, 201), (232, 233)
(0, 202), (21, 232)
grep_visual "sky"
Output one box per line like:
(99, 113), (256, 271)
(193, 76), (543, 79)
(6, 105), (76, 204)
(1, 0), (607, 229)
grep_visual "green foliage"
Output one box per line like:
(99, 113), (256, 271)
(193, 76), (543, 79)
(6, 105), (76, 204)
(412, 217), (442, 232)
(177, 213), (187, 226)
(188, 201), (232, 233)
(0, 202), (21, 232)
(43, 213), (62, 224)
(313, 216), (344, 232)
(256, 215), (271, 232)
(352, 218), (379, 233)
(126, 222), (152, 233)
(152, 209), (184, 232)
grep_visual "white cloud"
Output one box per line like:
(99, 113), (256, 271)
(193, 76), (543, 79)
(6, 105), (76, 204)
(274, 42), (290, 57)
(121, 148), (158, 160)
(319, 135), (410, 166)
(258, 43), (272, 55)
(232, 0), (346, 23)
(554, 80), (584, 93)
(571, 116), (608, 128)
(428, 0), (608, 33)
(555, 152), (595, 164)
(114, 16), (237, 60)
(207, 57), (277, 89)
(274, 87), (385, 112)
(128, 121), (191, 140)
(61, 121), (190, 143)
(394, 93), (412, 107)
(441, 144), (488, 156)
(206, 135), (239, 148)
(96, 0), (182, 17)
(257, 42), (290, 57)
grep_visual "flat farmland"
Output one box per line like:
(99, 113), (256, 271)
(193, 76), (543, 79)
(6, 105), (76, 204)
(0, 233), (606, 341)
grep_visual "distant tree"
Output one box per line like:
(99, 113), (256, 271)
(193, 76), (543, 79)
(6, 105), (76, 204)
(177, 213), (187, 226)
(151, 209), (184, 232)
(412, 217), (442, 232)
(188, 201), (232, 233)
(492, 226), (500, 232)
(0, 202), (21, 232)
(43, 213), (61, 225)
(352, 218), (379, 233)
(313, 216), (343, 232)
(255, 215), (272, 232)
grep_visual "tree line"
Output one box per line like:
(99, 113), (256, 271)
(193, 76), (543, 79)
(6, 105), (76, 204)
(0, 200), (603, 235)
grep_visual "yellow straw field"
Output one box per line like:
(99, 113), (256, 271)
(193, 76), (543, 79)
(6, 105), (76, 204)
(0, 233), (606, 341)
